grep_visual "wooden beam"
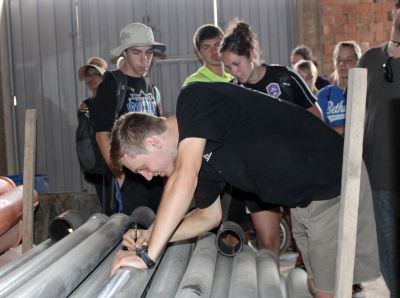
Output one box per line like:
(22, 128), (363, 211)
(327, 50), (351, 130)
(334, 68), (367, 297)
(22, 109), (37, 253)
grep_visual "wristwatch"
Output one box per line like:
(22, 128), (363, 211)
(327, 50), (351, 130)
(136, 245), (156, 268)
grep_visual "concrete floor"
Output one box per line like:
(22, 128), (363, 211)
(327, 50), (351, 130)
(279, 252), (390, 298)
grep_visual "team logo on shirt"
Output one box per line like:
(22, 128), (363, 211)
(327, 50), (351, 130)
(203, 152), (212, 162)
(266, 83), (281, 97)
(127, 89), (157, 115)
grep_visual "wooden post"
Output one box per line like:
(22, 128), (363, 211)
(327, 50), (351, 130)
(22, 109), (37, 253)
(334, 68), (367, 297)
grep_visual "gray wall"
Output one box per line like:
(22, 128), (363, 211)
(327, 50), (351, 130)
(6, 0), (295, 192)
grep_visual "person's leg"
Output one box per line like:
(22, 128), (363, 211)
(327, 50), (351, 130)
(371, 189), (400, 296)
(250, 208), (281, 257)
(296, 167), (380, 297)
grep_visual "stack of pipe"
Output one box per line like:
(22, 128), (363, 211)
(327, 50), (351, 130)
(0, 207), (294, 297)
(7, 213), (127, 298)
(0, 213), (109, 297)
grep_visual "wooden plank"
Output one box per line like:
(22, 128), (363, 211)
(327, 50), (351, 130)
(22, 109), (37, 253)
(334, 68), (368, 297)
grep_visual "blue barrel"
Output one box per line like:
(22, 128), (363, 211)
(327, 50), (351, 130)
(7, 175), (49, 193)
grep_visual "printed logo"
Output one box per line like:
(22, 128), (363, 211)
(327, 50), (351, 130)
(127, 89), (157, 115)
(203, 152), (212, 162)
(327, 100), (346, 123)
(266, 83), (281, 97)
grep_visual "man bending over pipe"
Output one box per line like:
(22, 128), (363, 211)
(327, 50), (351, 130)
(109, 82), (380, 298)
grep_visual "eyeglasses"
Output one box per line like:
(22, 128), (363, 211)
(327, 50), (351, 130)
(383, 57), (394, 83)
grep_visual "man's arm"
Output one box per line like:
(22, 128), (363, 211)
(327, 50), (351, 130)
(122, 197), (222, 250)
(146, 137), (208, 260)
(96, 131), (124, 185)
(110, 137), (219, 273)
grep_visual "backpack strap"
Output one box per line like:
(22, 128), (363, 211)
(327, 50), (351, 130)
(108, 70), (128, 118)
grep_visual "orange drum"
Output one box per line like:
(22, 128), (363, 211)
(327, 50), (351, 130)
(0, 177), (16, 196)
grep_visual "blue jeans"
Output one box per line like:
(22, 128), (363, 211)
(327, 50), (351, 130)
(371, 189), (400, 297)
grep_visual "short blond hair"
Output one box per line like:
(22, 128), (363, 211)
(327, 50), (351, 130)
(110, 112), (166, 168)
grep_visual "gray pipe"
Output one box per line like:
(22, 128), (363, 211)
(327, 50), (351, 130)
(215, 220), (244, 257)
(146, 240), (194, 298)
(175, 233), (218, 298)
(48, 209), (86, 241)
(229, 245), (258, 298)
(286, 268), (312, 298)
(7, 213), (127, 298)
(125, 206), (155, 231)
(256, 249), (283, 298)
(96, 262), (158, 298)
(0, 238), (53, 280)
(210, 253), (233, 298)
(0, 213), (108, 297)
(68, 243), (122, 298)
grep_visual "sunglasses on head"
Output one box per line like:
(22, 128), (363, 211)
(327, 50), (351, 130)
(383, 57), (394, 83)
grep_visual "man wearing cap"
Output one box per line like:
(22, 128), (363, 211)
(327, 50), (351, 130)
(93, 23), (166, 215)
(76, 57), (112, 213)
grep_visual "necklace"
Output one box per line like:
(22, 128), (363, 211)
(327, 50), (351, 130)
(391, 40), (400, 47)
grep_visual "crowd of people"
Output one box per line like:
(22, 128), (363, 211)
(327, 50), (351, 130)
(76, 2), (400, 297)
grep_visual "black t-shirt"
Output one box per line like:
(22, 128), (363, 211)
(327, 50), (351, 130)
(316, 76), (330, 90)
(93, 72), (158, 132)
(242, 64), (316, 108)
(177, 82), (343, 209)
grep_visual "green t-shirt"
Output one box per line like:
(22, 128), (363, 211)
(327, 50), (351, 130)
(182, 65), (233, 86)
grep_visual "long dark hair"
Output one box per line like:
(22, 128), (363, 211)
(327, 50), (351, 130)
(220, 19), (261, 63)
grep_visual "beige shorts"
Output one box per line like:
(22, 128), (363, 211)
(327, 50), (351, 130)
(291, 164), (381, 293)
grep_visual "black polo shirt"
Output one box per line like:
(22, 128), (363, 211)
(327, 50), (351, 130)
(176, 82), (343, 208)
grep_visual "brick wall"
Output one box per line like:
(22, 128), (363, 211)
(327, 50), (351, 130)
(319, 0), (394, 77)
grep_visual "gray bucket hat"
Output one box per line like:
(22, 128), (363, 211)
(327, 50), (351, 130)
(110, 23), (166, 63)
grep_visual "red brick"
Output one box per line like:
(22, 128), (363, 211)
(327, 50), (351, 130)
(335, 14), (348, 25)
(344, 24), (357, 33)
(341, 4), (355, 13)
(333, 24), (346, 34)
(370, 22), (384, 32)
(323, 14), (336, 25)
(323, 25), (331, 35)
(356, 3), (372, 13)
(383, 2), (395, 11)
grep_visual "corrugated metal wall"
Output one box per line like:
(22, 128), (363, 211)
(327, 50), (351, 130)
(7, 0), (295, 192)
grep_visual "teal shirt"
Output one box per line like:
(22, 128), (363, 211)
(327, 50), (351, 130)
(183, 65), (233, 86)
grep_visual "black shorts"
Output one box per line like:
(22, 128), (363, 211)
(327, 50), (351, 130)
(226, 188), (278, 229)
(233, 188), (277, 213)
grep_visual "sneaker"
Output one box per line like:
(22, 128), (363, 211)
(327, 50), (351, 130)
(352, 283), (366, 298)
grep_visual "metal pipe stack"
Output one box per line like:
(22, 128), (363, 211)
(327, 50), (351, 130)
(0, 208), (310, 298)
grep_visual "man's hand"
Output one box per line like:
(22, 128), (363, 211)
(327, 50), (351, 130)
(110, 250), (147, 276)
(122, 229), (151, 250)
